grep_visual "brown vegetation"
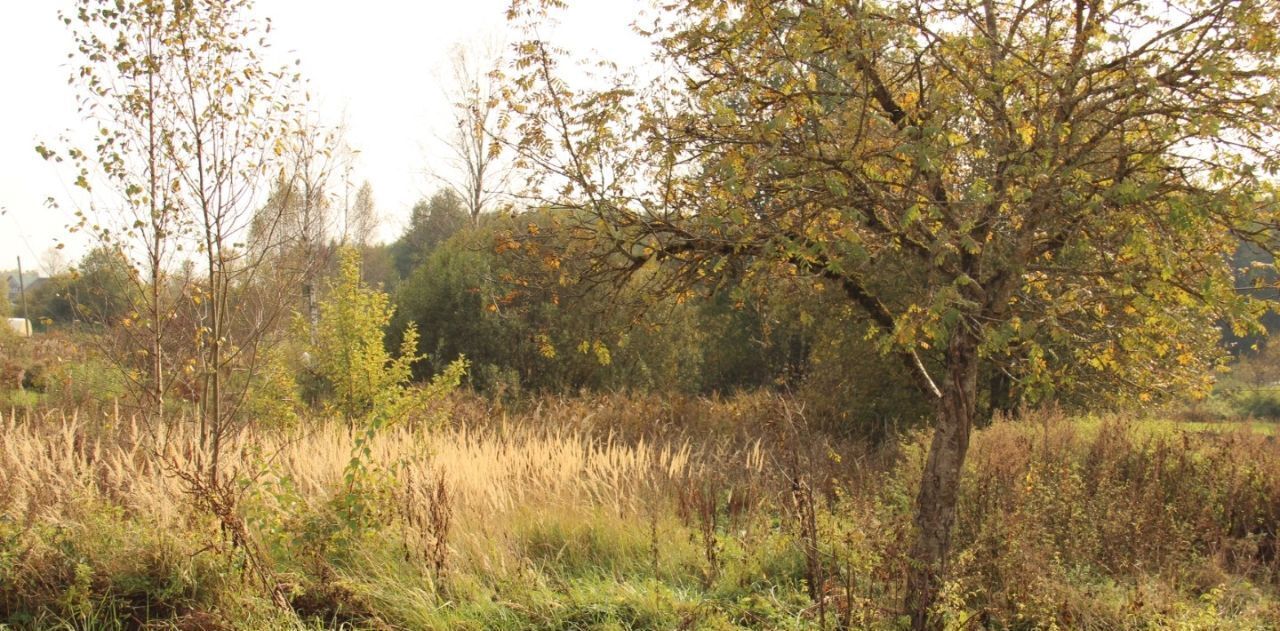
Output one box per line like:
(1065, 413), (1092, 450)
(2, 397), (1279, 629)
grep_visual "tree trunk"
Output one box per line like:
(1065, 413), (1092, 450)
(905, 329), (980, 630)
(303, 279), (317, 344)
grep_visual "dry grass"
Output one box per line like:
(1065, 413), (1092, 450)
(0, 402), (780, 627)
(0, 407), (757, 517)
(4, 401), (1280, 629)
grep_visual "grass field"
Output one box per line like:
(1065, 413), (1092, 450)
(2, 396), (1280, 629)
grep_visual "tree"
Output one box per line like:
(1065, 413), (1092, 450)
(312, 247), (422, 420)
(347, 180), (380, 248)
(170, 0), (301, 485)
(70, 246), (135, 326)
(438, 41), (512, 225)
(252, 116), (353, 340)
(38, 248), (70, 278)
(359, 242), (397, 289)
(315, 248), (467, 531)
(391, 189), (468, 279)
(1223, 240), (1280, 354)
(508, 0), (1280, 625)
(47, 0), (302, 487)
(39, 0), (194, 420)
(393, 209), (805, 398)
(24, 247), (134, 328)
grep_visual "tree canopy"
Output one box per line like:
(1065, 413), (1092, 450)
(507, 0), (1280, 625)
(391, 190), (469, 279)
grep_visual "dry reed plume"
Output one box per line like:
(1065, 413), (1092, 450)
(0, 408), (767, 560)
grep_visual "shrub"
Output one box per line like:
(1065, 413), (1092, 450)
(43, 359), (127, 414)
(312, 247), (427, 422)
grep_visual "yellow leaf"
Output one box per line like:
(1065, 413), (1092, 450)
(1016, 121), (1035, 145)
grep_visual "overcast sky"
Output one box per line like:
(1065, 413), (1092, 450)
(0, 0), (648, 274)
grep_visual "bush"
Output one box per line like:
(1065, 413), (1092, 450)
(1230, 390), (1280, 419)
(43, 359), (127, 413)
(312, 247), (426, 421)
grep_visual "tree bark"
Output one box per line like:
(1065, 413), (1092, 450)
(905, 329), (980, 630)
(303, 279), (317, 344)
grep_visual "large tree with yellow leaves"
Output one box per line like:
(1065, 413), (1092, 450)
(507, 0), (1280, 625)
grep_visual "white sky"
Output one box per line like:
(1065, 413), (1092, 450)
(0, 0), (649, 273)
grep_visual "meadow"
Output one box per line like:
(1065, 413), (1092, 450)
(3, 394), (1279, 630)
(9, 0), (1280, 627)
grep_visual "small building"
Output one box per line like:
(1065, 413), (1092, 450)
(6, 273), (44, 305)
(4, 275), (18, 303)
(5, 318), (32, 337)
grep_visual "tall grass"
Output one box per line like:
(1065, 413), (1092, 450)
(3, 401), (1280, 629)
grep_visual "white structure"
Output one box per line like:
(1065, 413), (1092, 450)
(5, 318), (32, 337)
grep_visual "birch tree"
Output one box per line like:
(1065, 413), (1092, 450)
(39, 0), (190, 421)
(46, 0), (303, 486)
(440, 41), (512, 225)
